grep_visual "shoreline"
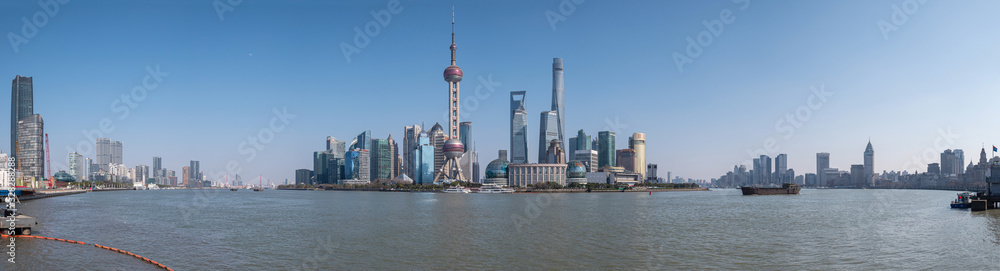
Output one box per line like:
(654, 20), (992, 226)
(276, 187), (711, 193)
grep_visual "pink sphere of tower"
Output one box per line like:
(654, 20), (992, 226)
(444, 65), (463, 82)
(443, 138), (465, 158)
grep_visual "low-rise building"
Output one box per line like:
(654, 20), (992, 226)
(508, 163), (567, 187)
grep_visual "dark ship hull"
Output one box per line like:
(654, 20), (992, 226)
(741, 184), (801, 195)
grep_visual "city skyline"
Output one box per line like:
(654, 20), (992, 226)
(3, 1), (1000, 181)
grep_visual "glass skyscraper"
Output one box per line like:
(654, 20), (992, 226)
(17, 114), (43, 183)
(371, 139), (392, 181)
(597, 131), (615, 168)
(459, 122), (472, 151)
(576, 130), (591, 153)
(353, 130), (372, 151)
(510, 91), (528, 164)
(11, 75), (32, 165)
(415, 135), (435, 184)
(551, 58), (565, 162)
(538, 111), (558, 163)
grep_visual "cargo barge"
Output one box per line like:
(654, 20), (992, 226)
(741, 183), (801, 195)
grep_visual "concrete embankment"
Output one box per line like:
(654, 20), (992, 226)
(17, 189), (89, 201)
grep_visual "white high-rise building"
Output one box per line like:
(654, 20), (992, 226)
(68, 152), (84, 182)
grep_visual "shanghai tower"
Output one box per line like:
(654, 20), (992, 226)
(551, 58), (566, 161)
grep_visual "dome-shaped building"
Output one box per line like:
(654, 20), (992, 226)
(566, 161), (588, 185)
(54, 170), (75, 182)
(391, 174), (413, 185)
(484, 157), (509, 186)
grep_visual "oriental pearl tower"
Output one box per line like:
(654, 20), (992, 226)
(434, 7), (466, 183)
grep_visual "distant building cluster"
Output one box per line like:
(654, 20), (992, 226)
(715, 140), (991, 190)
(2, 75), (204, 189)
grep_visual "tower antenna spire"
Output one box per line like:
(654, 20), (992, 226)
(450, 6), (456, 66)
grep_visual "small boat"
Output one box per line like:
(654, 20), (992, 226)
(950, 192), (972, 208)
(254, 174), (264, 191)
(477, 184), (514, 194)
(442, 186), (471, 193)
(230, 188), (239, 191)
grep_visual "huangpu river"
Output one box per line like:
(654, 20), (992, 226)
(3, 188), (999, 270)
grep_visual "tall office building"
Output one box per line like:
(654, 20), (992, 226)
(404, 125), (422, 178)
(538, 111), (558, 163)
(616, 149), (636, 172)
(816, 152), (830, 187)
(136, 165), (149, 184)
(954, 151), (963, 174)
(189, 160), (200, 186)
(371, 139), (392, 181)
(357, 149), (370, 182)
(325, 138), (346, 159)
(597, 131), (615, 168)
(576, 130), (591, 153)
(414, 134), (435, 184)
(68, 152), (84, 182)
(326, 136), (336, 152)
(112, 140), (122, 164)
(152, 157), (162, 178)
(428, 123), (446, 174)
(182, 166), (190, 187)
(752, 158), (761, 185)
(344, 150), (360, 180)
(97, 138), (111, 171)
(574, 150), (598, 172)
(295, 169), (313, 185)
(941, 149), (955, 175)
(314, 151), (333, 184)
(510, 91), (528, 164)
(940, 149), (964, 176)
(631, 133), (646, 180)
(551, 58), (566, 161)
(96, 138), (122, 171)
(864, 141), (874, 186)
(568, 137), (578, 160)
(459, 122), (472, 152)
(11, 75), (32, 167)
(84, 157), (93, 180)
(851, 164), (865, 187)
(16, 114), (43, 184)
(775, 154), (787, 183)
(388, 135), (399, 178)
(459, 121), (476, 181)
(759, 155), (772, 185)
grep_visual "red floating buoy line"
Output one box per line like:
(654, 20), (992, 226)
(1, 233), (173, 271)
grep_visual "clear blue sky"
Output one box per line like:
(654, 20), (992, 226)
(2, 0), (999, 182)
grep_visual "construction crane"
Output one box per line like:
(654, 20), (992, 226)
(45, 133), (52, 189)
